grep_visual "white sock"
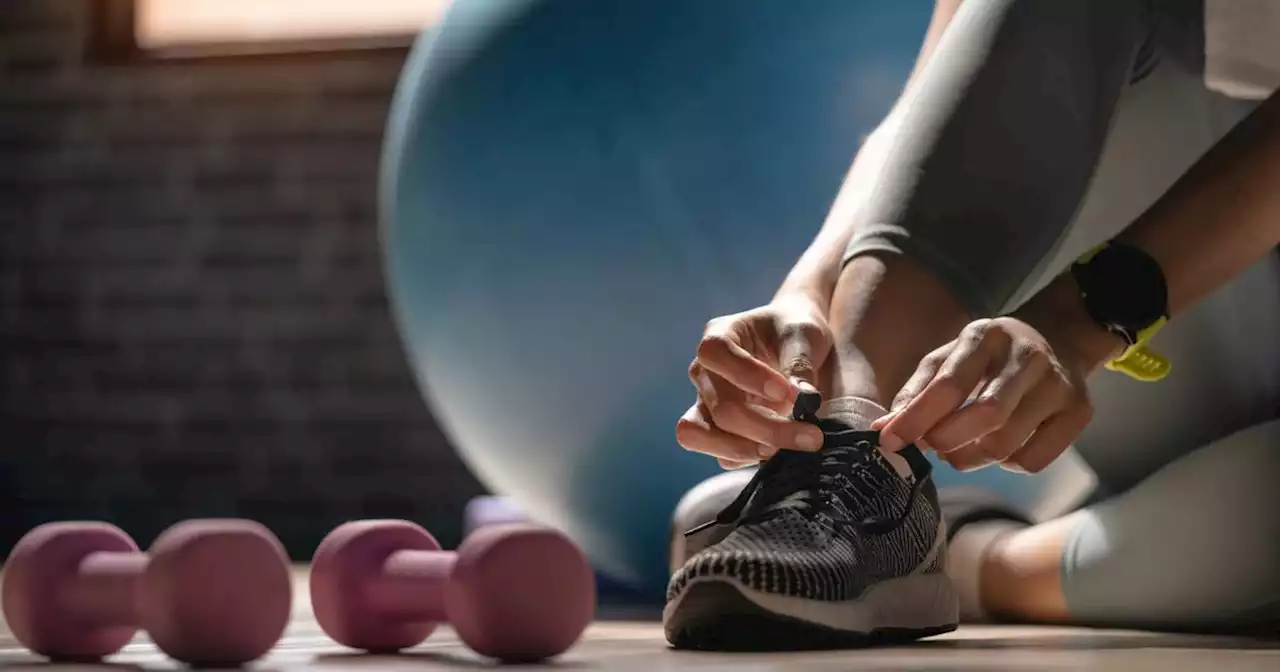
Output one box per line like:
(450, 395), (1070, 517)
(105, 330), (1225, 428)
(947, 520), (1026, 622)
(820, 396), (915, 480)
(819, 395), (887, 429)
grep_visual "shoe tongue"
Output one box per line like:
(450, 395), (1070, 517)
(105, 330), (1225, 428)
(738, 424), (881, 518)
(820, 420), (917, 482)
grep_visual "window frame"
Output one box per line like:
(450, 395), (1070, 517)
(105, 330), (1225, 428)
(90, 0), (425, 64)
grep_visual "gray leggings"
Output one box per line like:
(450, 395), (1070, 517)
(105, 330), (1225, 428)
(843, 0), (1280, 630)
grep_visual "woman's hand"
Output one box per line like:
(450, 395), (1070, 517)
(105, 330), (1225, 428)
(872, 316), (1096, 473)
(676, 295), (832, 470)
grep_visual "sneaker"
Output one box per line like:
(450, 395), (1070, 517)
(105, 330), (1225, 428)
(663, 398), (958, 650)
(668, 468), (756, 576)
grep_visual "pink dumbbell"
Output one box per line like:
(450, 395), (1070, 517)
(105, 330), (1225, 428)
(2, 519), (292, 666)
(310, 520), (595, 662)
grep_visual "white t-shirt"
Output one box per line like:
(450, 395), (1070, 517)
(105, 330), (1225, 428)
(1205, 0), (1280, 99)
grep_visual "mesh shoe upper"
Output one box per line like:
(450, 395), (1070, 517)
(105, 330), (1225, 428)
(667, 420), (943, 603)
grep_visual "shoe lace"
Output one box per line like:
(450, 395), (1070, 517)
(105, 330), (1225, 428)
(685, 393), (932, 538)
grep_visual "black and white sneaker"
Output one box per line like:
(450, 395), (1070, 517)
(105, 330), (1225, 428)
(664, 398), (958, 650)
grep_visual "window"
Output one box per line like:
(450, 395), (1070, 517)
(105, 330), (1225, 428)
(94, 0), (451, 60)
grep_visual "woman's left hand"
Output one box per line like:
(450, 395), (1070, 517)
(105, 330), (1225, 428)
(872, 317), (1095, 473)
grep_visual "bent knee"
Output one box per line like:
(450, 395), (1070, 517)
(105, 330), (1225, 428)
(1062, 419), (1280, 631)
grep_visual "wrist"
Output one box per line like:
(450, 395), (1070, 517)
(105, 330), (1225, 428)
(1012, 275), (1126, 375)
(774, 275), (832, 317)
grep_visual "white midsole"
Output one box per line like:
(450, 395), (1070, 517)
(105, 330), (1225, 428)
(665, 519), (958, 633)
(664, 570), (959, 633)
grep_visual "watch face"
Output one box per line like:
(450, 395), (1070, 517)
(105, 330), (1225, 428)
(1080, 245), (1167, 330)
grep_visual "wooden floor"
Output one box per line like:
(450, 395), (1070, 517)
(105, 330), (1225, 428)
(3, 568), (1277, 670)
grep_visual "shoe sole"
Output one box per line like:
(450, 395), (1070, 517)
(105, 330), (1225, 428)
(664, 572), (958, 651)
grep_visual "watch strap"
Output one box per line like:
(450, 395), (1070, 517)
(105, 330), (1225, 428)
(1074, 243), (1171, 382)
(1104, 316), (1170, 381)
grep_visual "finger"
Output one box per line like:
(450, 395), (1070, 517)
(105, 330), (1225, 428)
(690, 362), (787, 415)
(776, 319), (828, 390)
(1004, 399), (1093, 474)
(676, 402), (769, 462)
(707, 396), (825, 452)
(880, 321), (1008, 450)
(942, 377), (1068, 471)
(697, 330), (793, 404)
(870, 343), (951, 443)
(889, 342), (953, 413)
(717, 457), (758, 470)
(695, 372), (826, 453)
(870, 409), (896, 431)
(688, 361), (716, 404)
(746, 390), (793, 417)
(924, 345), (1051, 453)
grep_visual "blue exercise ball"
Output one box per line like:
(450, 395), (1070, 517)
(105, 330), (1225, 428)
(382, 0), (1077, 595)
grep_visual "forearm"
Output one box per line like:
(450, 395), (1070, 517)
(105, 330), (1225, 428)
(1020, 91), (1280, 372)
(774, 0), (964, 314)
(1119, 91), (1280, 315)
(783, 117), (972, 405)
(774, 117), (902, 313)
(805, 0), (1142, 404)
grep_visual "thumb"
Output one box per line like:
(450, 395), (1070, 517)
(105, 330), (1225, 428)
(776, 321), (826, 391)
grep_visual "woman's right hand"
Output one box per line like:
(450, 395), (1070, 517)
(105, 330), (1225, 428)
(675, 295), (833, 470)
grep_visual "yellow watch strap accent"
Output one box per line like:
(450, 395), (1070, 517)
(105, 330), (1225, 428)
(1075, 243), (1171, 382)
(1104, 316), (1171, 382)
(1076, 242), (1108, 264)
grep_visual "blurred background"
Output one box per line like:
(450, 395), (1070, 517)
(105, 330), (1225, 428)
(0, 0), (482, 556)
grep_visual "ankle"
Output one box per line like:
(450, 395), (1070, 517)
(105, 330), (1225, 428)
(977, 533), (1016, 617)
(976, 523), (1073, 623)
(948, 520), (1024, 621)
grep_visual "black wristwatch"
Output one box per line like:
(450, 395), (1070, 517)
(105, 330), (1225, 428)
(1068, 242), (1171, 381)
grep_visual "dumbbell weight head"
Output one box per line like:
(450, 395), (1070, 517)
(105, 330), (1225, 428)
(310, 520), (595, 662)
(2, 520), (292, 666)
(310, 519), (444, 653)
(142, 520), (293, 664)
(3, 522), (140, 660)
(448, 523), (595, 661)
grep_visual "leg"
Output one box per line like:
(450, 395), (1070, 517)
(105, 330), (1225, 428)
(1029, 18), (1276, 496)
(829, 0), (1146, 407)
(954, 13), (1280, 625)
(953, 164), (1280, 627)
(981, 419), (1280, 632)
(673, 0), (1150, 570)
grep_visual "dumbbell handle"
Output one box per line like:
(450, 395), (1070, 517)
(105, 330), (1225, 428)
(365, 549), (455, 622)
(58, 551), (148, 627)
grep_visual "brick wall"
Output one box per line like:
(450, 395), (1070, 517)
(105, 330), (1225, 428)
(0, 1), (486, 556)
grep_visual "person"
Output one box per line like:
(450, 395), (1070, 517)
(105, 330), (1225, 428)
(663, 0), (1280, 650)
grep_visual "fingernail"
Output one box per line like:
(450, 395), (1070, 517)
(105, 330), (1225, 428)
(879, 432), (905, 452)
(795, 429), (823, 451)
(763, 380), (790, 403)
(757, 444), (778, 459)
(792, 378), (818, 394)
